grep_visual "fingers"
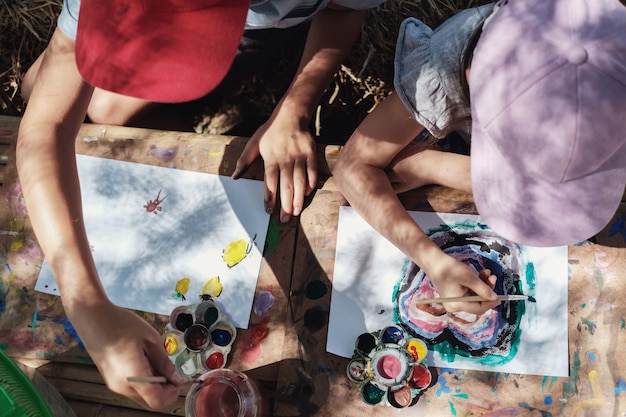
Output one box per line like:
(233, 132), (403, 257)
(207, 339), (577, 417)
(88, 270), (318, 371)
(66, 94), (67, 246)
(125, 342), (183, 410)
(232, 140), (260, 180)
(264, 165), (279, 215)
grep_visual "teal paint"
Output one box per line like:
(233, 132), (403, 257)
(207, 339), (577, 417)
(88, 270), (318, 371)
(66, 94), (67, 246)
(448, 400), (457, 416)
(562, 351), (581, 398)
(620, 318), (625, 329)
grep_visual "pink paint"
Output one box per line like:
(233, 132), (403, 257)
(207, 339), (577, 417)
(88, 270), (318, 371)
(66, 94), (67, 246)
(377, 354), (402, 379)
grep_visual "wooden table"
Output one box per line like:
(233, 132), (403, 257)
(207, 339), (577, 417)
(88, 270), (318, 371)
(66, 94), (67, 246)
(0, 115), (301, 416)
(284, 174), (626, 417)
(1, 115), (626, 416)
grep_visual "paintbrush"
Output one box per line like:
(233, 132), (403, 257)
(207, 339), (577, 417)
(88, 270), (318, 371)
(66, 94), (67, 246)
(127, 376), (203, 384)
(414, 294), (536, 305)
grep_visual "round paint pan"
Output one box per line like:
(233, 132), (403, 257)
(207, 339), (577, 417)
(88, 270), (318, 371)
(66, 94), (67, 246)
(209, 320), (237, 349)
(195, 299), (222, 328)
(370, 348), (413, 388)
(162, 329), (185, 357)
(380, 325), (405, 346)
(404, 337), (428, 363)
(409, 363), (432, 391)
(387, 385), (413, 409)
(360, 380), (386, 406)
(354, 332), (379, 357)
(184, 324), (211, 352)
(346, 359), (369, 383)
(169, 305), (196, 332)
(175, 350), (200, 378)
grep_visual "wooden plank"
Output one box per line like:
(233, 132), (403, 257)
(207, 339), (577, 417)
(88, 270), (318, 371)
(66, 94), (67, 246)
(67, 400), (176, 417)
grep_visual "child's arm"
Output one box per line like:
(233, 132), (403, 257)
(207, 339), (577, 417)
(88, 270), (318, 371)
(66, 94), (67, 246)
(16, 28), (184, 409)
(334, 93), (499, 315)
(233, 4), (367, 223)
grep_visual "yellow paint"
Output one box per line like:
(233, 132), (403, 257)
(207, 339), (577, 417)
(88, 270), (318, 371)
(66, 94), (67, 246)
(201, 276), (223, 298)
(405, 338), (428, 363)
(572, 370), (606, 414)
(175, 277), (191, 295)
(222, 238), (249, 268)
(163, 335), (179, 355)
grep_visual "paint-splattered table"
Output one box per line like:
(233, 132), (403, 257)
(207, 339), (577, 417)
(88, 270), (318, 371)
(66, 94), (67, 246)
(0, 114), (312, 417)
(276, 148), (626, 416)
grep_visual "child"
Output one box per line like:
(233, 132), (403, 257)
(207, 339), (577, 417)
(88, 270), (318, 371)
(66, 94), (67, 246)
(334, 0), (626, 315)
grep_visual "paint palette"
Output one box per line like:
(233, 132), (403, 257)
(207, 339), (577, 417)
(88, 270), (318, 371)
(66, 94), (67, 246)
(347, 324), (433, 408)
(163, 299), (237, 377)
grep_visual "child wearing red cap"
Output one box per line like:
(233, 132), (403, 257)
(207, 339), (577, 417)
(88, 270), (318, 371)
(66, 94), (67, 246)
(22, 0), (386, 225)
(15, 0), (380, 411)
(334, 0), (626, 315)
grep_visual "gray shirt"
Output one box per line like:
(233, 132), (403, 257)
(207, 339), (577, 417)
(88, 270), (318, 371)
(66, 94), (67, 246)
(394, 4), (495, 139)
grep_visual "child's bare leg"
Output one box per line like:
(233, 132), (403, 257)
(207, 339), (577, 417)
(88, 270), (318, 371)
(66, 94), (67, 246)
(21, 51), (46, 102)
(387, 144), (471, 194)
(87, 89), (190, 131)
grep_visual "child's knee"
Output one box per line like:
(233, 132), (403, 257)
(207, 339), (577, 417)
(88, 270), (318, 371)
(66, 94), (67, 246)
(87, 94), (132, 125)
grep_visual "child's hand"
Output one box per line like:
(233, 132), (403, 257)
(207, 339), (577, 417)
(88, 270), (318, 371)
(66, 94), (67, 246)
(426, 255), (501, 316)
(67, 301), (185, 410)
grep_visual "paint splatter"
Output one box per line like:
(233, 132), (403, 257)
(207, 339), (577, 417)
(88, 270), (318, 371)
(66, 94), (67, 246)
(572, 370), (606, 413)
(253, 291), (274, 317)
(222, 235), (255, 268)
(55, 317), (85, 351)
(200, 276), (223, 298)
(436, 375), (452, 396)
(148, 144), (178, 163)
(394, 223), (530, 365)
(172, 277), (190, 301)
(518, 402), (553, 417)
(615, 378), (626, 395)
(144, 189), (167, 214)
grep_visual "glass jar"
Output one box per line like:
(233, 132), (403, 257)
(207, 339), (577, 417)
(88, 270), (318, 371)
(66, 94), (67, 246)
(185, 369), (263, 417)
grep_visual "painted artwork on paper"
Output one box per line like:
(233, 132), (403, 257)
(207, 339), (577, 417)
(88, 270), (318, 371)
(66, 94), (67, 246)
(327, 206), (569, 376)
(394, 223), (531, 366)
(35, 154), (270, 328)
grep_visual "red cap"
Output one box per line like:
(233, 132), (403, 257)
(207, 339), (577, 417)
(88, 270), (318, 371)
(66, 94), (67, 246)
(76, 0), (250, 103)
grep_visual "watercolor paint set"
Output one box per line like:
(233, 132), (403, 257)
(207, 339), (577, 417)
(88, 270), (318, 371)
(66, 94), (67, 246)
(163, 299), (237, 377)
(347, 325), (433, 408)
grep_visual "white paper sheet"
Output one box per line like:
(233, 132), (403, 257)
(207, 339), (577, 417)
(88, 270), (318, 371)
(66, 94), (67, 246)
(328, 206), (569, 376)
(35, 154), (270, 329)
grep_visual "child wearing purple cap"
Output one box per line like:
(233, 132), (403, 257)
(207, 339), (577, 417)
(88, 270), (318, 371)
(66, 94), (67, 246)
(334, 0), (626, 315)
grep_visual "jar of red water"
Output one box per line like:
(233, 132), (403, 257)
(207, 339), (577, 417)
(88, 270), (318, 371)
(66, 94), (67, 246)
(185, 369), (266, 417)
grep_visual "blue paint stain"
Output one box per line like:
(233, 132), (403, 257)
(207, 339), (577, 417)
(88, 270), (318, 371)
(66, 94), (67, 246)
(519, 402), (553, 417)
(55, 317), (85, 350)
(436, 375), (451, 396)
(544, 395), (553, 405)
(5, 263), (11, 272)
(54, 335), (66, 346)
(587, 352), (597, 361)
(616, 379), (626, 395)
(608, 215), (626, 241)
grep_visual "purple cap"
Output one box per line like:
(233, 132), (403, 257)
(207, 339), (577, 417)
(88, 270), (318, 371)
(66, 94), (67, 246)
(470, 0), (626, 246)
